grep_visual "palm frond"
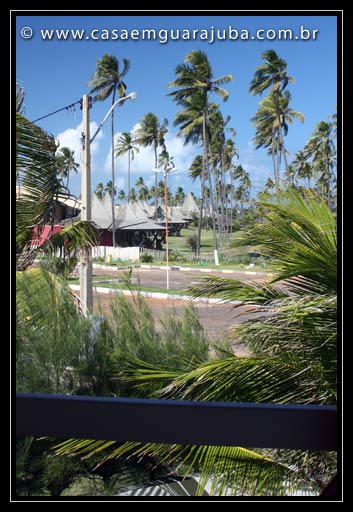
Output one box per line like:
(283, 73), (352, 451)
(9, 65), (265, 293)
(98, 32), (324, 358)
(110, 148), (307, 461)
(188, 275), (287, 305)
(123, 356), (313, 404)
(43, 220), (99, 254)
(234, 188), (336, 291)
(16, 112), (61, 249)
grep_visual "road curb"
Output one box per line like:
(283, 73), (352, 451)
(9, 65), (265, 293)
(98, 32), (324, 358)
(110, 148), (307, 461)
(92, 263), (274, 277)
(69, 284), (240, 305)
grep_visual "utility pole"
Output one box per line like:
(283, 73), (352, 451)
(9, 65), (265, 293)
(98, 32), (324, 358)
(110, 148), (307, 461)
(80, 95), (92, 314)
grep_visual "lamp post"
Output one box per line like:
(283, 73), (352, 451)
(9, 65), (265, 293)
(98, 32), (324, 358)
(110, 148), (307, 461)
(80, 92), (137, 314)
(91, 91), (137, 249)
(153, 166), (178, 290)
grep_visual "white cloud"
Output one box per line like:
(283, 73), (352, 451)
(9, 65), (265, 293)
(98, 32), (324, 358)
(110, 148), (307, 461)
(103, 125), (200, 192)
(238, 142), (274, 193)
(56, 121), (104, 174)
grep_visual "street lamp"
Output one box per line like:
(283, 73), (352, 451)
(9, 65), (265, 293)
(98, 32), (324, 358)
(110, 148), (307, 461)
(153, 166), (178, 290)
(80, 92), (137, 315)
(91, 91), (137, 249)
(90, 92), (138, 144)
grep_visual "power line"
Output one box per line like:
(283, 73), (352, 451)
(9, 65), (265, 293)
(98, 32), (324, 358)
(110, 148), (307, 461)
(32, 99), (81, 124)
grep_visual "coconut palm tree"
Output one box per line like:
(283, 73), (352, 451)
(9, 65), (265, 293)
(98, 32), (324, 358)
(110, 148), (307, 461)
(135, 176), (149, 201)
(157, 148), (174, 171)
(56, 188), (337, 496)
(252, 91), (304, 185)
(291, 151), (313, 188)
(174, 187), (185, 206)
(118, 189), (126, 202)
(304, 120), (336, 204)
(88, 54), (130, 246)
(232, 165), (251, 223)
(104, 180), (116, 199)
(128, 187), (137, 203)
(168, 50), (233, 261)
(55, 147), (79, 189)
(135, 113), (168, 218)
(265, 177), (275, 192)
(94, 182), (105, 200)
(250, 49), (295, 179)
(114, 132), (139, 199)
(16, 87), (98, 270)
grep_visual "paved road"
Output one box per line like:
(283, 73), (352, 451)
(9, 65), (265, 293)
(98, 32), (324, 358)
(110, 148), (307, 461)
(89, 268), (270, 356)
(92, 267), (270, 291)
(92, 293), (258, 356)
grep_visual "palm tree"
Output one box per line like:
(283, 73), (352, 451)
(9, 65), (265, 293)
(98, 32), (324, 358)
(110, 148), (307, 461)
(118, 189), (126, 202)
(55, 147), (79, 189)
(135, 176), (149, 201)
(167, 50), (233, 260)
(233, 165), (251, 223)
(114, 132), (139, 199)
(16, 87), (98, 271)
(157, 148), (174, 171)
(174, 187), (185, 206)
(57, 188), (337, 496)
(128, 187), (137, 203)
(304, 120), (336, 204)
(250, 49), (295, 179)
(104, 180), (116, 199)
(264, 177), (275, 192)
(291, 151), (313, 188)
(252, 91), (304, 185)
(94, 182), (105, 200)
(135, 113), (168, 218)
(88, 54), (130, 246)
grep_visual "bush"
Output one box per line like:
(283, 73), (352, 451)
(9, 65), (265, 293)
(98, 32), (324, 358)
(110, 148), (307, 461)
(140, 253), (154, 263)
(185, 233), (198, 252)
(169, 251), (187, 263)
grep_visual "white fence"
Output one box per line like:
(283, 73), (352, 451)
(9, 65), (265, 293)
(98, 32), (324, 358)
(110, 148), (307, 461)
(93, 246), (140, 262)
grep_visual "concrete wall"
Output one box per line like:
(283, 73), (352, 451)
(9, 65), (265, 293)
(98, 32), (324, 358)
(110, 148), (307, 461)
(93, 246), (140, 262)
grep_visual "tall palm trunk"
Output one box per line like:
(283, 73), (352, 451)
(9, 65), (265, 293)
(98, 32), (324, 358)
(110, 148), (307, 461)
(275, 138), (281, 188)
(209, 154), (222, 248)
(154, 142), (158, 220)
(275, 90), (289, 179)
(127, 148), (131, 199)
(229, 168), (236, 236)
(203, 109), (218, 264)
(196, 163), (205, 257)
(111, 89), (116, 247)
(220, 152), (228, 245)
(271, 127), (279, 188)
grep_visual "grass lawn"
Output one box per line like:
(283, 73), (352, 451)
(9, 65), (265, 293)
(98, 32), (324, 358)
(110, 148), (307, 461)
(91, 227), (276, 272)
(167, 227), (219, 252)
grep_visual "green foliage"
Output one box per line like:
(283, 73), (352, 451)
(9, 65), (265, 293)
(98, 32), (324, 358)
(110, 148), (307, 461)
(16, 437), (82, 496)
(57, 188), (337, 496)
(16, 268), (86, 394)
(102, 295), (209, 397)
(40, 254), (78, 276)
(185, 233), (197, 252)
(16, 104), (98, 270)
(140, 253), (154, 263)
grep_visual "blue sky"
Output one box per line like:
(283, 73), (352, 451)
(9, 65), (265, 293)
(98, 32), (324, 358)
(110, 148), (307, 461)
(15, 13), (338, 198)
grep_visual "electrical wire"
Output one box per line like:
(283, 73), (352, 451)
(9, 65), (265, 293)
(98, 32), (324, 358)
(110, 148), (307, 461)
(32, 99), (81, 124)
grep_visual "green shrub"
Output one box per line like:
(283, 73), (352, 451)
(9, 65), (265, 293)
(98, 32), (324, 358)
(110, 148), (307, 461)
(140, 253), (154, 263)
(185, 233), (197, 252)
